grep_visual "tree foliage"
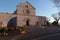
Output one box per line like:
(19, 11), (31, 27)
(52, 21), (58, 25)
(52, 12), (60, 25)
(51, 0), (60, 10)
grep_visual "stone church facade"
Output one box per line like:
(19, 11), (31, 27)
(0, 2), (47, 28)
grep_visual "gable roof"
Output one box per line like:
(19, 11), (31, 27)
(17, 1), (35, 9)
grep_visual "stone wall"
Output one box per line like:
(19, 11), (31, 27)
(0, 13), (38, 27)
(0, 13), (17, 27)
(17, 15), (38, 26)
(17, 2), (35, 16)
(37, 16), (47, 26)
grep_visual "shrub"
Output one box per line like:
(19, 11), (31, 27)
(17, 26), (27, 32)
(0, 27), (8, 33)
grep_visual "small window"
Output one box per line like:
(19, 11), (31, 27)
(26, 5), (28, 8)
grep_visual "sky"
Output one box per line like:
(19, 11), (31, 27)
(0, 0), (59, 22)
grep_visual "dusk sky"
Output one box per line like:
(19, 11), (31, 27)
(0, 0), (59, 22)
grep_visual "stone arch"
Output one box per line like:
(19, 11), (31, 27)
(6, 16), (17, 28)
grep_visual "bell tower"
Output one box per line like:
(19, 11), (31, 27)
(16, 2), (35, 16)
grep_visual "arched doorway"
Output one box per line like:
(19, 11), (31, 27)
(7, 17), (18, 35)
(7, 17), (17, 28)
(26, 20), (29, 26)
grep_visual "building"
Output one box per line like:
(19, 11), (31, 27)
(0, 2), (47, 28)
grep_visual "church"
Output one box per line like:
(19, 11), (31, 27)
(0, 2), (47, 28)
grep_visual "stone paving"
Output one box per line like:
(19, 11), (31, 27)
(15, 26), (60, 40)
(0, 26), (60, 40)
(0, 34), (19, 40)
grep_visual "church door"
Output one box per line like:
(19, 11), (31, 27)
(26, 20), (29, 26)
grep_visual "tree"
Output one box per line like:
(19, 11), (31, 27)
(50, 0), (60, 25)
(51, 0), (60, 10)
(52, 12), (60, 25)
(52, 21), (57, 25)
